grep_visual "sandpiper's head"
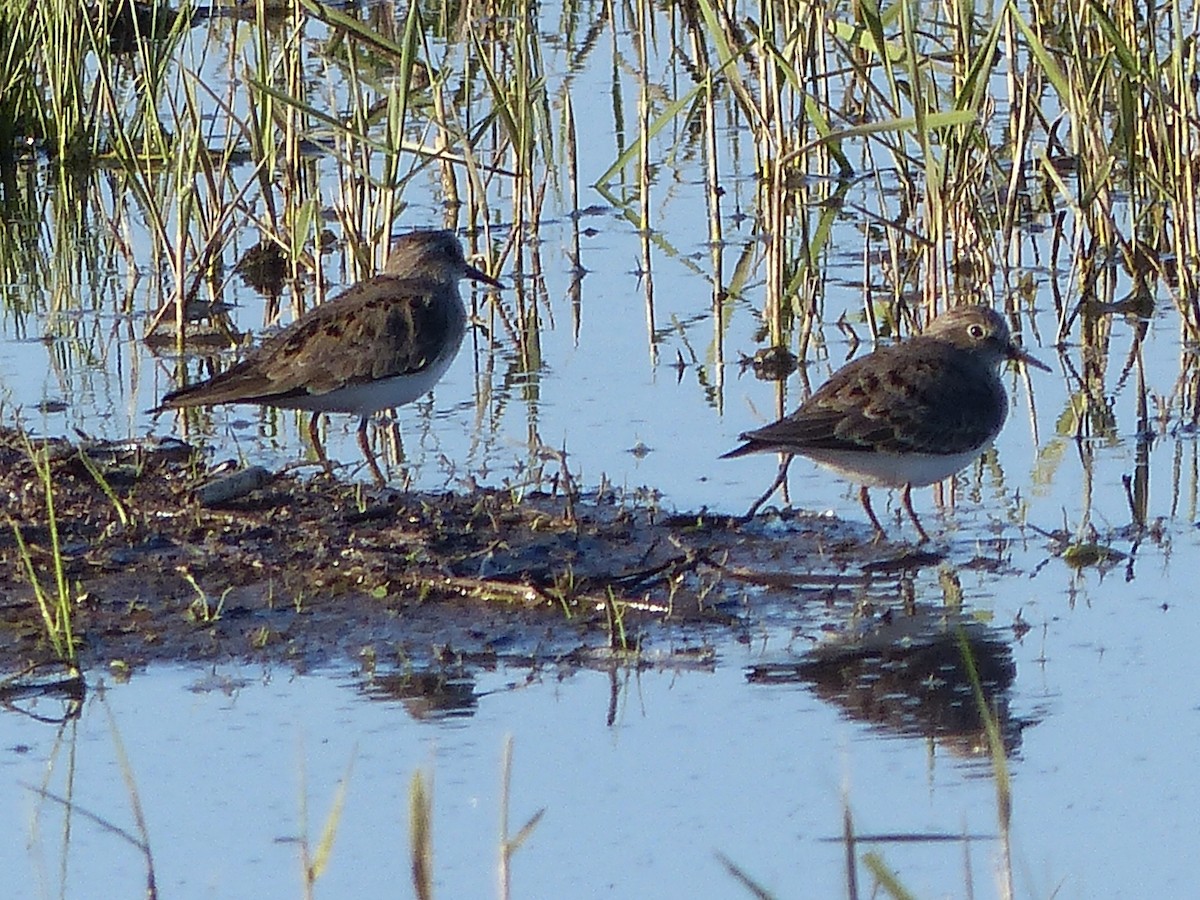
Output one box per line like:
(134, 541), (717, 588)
(383, 229), (503, 289)
(924, 305), (1050, 372)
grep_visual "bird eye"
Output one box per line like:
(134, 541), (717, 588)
(967, 323), (986, 340)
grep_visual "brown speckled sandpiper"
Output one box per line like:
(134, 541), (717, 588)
(723, 306), (1049, 541)
(156, 229), (502, 485)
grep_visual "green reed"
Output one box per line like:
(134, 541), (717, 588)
(5, 0), (1200, 498)
(31, 1), (95, 164)
(7, 433), (76, 665)
(957, 626), (1015, 898)
(0, 0), (188, 165)
(4, 0), (1198, 325)
(0, 2), (33, 164)
(498, 736), (545, 900)
(299, 751), (353, 900)
(658, 0), (1200, 351)
(409, 769), (434, 900)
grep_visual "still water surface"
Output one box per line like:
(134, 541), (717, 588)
(2, 588), (1197, 900)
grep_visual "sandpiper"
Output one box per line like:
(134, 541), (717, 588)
(723, 306), (1049, 541)
(155, 229), (502, 485)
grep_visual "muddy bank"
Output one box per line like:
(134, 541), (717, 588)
(0, 425), (1040, 745)
(0, 425), (978, 675)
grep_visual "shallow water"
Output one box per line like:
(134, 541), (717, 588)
(3, 3), (1199, 898)
(3, 579), (1196, 900)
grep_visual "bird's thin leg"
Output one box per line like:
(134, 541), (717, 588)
(357, 417), (387, 487)
(900, 484), (931, 543)
(308, 413), (334, 476)
(859, 485), (888, 542)
(744, 455), (793, 519)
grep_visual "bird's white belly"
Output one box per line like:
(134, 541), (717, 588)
(279, 356), (455, 416)
(802, 444), (992, 488)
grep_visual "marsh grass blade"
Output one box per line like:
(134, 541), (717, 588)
(409, 769), (434, 900)
(8, 432), (76, 666)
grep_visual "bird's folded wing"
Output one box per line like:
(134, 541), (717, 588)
(738, 346), (1005, 456)
(160, 278), (457, 407)
(259, 287), (456, 396)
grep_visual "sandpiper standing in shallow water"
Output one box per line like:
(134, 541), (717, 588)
(723, 305), (1049, 541)
(155, 229), (503, 485)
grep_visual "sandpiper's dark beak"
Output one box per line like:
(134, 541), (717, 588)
(1008, 342), (1051, 372)
(465, 262), (504, 290)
